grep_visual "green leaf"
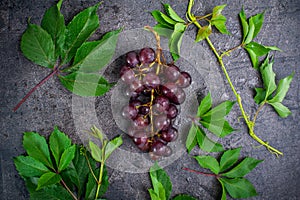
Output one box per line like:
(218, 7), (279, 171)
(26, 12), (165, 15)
(220, 177), (258, 198)
(151, 10), (174, 28)
(251, 12), (264, 39)
(21, 23), (55, 68)
(196, 126), (224, 152)
(63, 3), (100, 63)
(239, 7), (248, 42)
(89, 141), (102, 162)
(173, 194), (197, 200)
(49, 126), (71, 166)
(186, 123), (198, 153)
(153, 24), (173, 39)
(163, 4), (185, 23)
(85, 166), (109, 199)
(14, 156), (50, 178)
(211, 15), (230, 35)
(58, 145), (76, 172)
(150, 163), (172, 200)
(169, 23), (186, 61)
(62, 145), (96, 198)
(36, 172), (62, 190)
(200, 119), (235, 138)
(26, 179), (73, 200)
(260, 56), (277, 100)
(23, 132), (53, 169)
(219, 148), (241, 172)
(244, 16), (255, 44)
(245, 42), (269, 56)
(70, 29), (120, 73)
(104, 135), (123, 161)
(197, 93), (212, 117)
(254, 88), (266, 104)
(41, 1), (65, 58)
(201, 100), (235, 120)
(269, 73), (294, 103)
(195, 25), (212, 42)
(244, 47), (259, 69)
(269, 102), (292, 118)
(222, 157), (263, 178)
(59, 72), (113, 97)
(218, 178), (227, 200)
(211, 5), (229, 34)
(194, 155), (220, 174)
(148, 189), (161, 200)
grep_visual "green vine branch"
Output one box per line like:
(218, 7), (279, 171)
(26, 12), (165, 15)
(186, 7), (283, 156)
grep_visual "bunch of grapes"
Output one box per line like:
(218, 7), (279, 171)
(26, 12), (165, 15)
(120, 47), (192, 160)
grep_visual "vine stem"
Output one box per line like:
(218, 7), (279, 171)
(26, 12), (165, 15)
(188, 14), (283, 156)
(13, 66), (59, 112)
(95, 142), (106, 200)
(182, 167), (219, 178)
(61, 179), (78, 200)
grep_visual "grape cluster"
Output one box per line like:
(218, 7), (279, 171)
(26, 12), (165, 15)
(120, 47), (192, 160)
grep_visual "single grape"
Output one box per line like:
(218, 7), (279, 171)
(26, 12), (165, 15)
(122, 105), (138, 120)
(139, 105), (150, 115)
(133, 115), (150, 129)
(121, 68), (136, 84)
(161, 127), (178, 142)
(174, 88), (186, 104)
(139, 47), (155, 64)
(126, 51), (139, 67)
(143, 72), (160, 88)
(154, 114), (171, 131)
(164, 64), (180, 82)
(160, 82), (178, 101)
(133, 131), (151, 151)
(176, 71), (192, 88)
(130, 79), (145, 93)
(166, 104), (178, 119)
(125, 87), (139, 99)
(120, 65), (131, 77)
(129, 99), (142, 108)
(150, 140), (172, 156)
(153, 96), (170, 113)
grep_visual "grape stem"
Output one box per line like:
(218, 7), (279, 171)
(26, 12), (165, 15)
(13, 65), (59, 111)
(182, 167), (219, 178)
(186, 6), (283, 156)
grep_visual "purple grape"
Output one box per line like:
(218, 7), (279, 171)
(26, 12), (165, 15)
(126, 51), (139, 67)
(133, 131), (150, 151)
(120, 65), (131, 77)
(129, 99), (142, 108)
(130, 79), (145, 93)
(139, 105), (150, 115)
(121, 68), (136, 84)
(174, 88), (186, 104)
(125, 87), (139, 99)
(150, 140), (172, 156)
(164, 64), (180, 82)
(154, 114), (171, 131)
(161, 127), (178, 142)
(133, 115), (150, 129)
(143, 72), (160, 88)
(122, 105), (138, 120)
(139, 47), (155, 64)
(166, 104), (178, 119)
(176, 71), (192, 88)
(160, 83), (178, 100)
(153, 96), (170, 113)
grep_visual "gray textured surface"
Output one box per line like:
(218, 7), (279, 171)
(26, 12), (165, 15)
(1, 0), (300, 200)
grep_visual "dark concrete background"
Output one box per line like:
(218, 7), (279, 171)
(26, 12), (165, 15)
(1, 0), (299, 199)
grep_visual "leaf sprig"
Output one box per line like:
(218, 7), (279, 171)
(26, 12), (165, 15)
(15, 0), (120, 111)
(148, 163), (196, 200)
(186, 93), (235, 153)
(183, 148), (263, 199)
(14, 126), (122, 200)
